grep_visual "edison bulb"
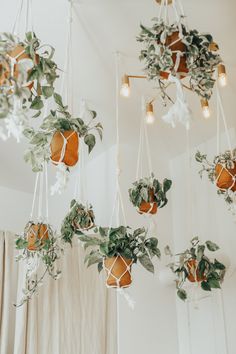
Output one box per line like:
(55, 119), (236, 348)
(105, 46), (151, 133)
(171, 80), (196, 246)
(146, 111), (155, 124)
(218, 73), (227, 87)
(120, 83), (130, 98)
(202, 106), (210, 119)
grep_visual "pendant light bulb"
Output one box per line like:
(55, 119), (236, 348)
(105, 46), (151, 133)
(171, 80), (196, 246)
(146, 102), (155, 124)
(201, 99), (210, 119)
(218, 64), (227, 87)
(120, 74), (130, 97)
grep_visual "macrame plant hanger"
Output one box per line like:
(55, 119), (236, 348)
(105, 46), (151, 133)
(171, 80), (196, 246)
(2, 0), (34, 142)
(103, 53), (135, 323)
(50, 1), (75, 195)
(158, 0), (192, 129)
(135, 97), (158, 235)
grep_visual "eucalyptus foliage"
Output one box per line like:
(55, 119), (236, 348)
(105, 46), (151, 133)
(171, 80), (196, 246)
(0, 31), (58, 120)
(61, 199), (95, 245)
(15, 222), (62, 306)
(165, 237), (226, 301)
(137, 18), (221, 100)
(195, 149), (236, 206)
(129, 173), (172, 209)
(24, 93), (103, 171)
(79, 226), (161, 274)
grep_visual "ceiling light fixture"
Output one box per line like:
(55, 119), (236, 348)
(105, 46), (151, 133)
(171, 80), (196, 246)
(146, 102), (155, 124)
(120, 74), (146, 98)
(201, 99), (210, 119)
(218, 64), (227, 87)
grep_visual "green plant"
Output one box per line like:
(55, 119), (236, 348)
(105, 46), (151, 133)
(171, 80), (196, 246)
(61, 199), (95, 245)
(24, 93), (103, 172)
(79, 226), (161, 274)
(0, 31), (59, 120)
(165, 237), (226, 301)
(195, 149), (236, 207)
(129, 173), (172, 209)
(137, 18), (221, 101)
(15, 222), (62, 306)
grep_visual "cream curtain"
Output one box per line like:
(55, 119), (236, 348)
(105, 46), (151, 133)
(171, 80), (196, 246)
(0, 231), (117, 354)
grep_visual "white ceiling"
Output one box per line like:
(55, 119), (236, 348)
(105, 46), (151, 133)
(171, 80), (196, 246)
(0, 0), (236, 192)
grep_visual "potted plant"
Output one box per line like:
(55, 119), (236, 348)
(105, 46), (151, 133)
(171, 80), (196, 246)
(128, 174), (172, 214)
(165, 237), (226, 301)
(195, 150), (236, 210)
(15, 221), (62, 306)
(0, 31), (59, 123)
(23, 93), (103, 172)
(78, 226), (161, 288)
(137, 18), (222, 102)
(61, 199), (95, 245)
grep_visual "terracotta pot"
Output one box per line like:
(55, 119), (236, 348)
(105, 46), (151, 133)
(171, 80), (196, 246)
(27, 223), (49, 251)
(138, 189), (158, 215)
(104, 256), (132, 288)
(215, 163), (236, 191)
(50, 130), (79, 167)
(187, 259), (206, 283)
(160, 31), (188, 80)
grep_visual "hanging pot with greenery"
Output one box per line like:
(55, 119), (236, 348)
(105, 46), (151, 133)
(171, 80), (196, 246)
(78, 226), (161, 288)
(129, 173), (172, 215)
(15, 221), (62, 306)
(24, 93), (102, 172)
(0, 32), (59, 140)
(61, 199), (95, 245)
(137, 18), (222, 102)
(195, 150), (236, 212)
(165, 237), (226, 301)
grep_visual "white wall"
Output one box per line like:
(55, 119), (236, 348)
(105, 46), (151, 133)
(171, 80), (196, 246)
(170, 128), (236, 354)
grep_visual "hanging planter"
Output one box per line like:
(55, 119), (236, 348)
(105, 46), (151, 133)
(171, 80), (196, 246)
(61, 199), (95, 245)
(137, 18), (222, 102)
(78, 226), (161, 288)
(15, 221), (62, 306)
(0, 32), (59, 140)
(129, 174), (172, 215)
(165, 237), (226, 301)
(24, 93), (103, 172)
(195, 150), (236, 212)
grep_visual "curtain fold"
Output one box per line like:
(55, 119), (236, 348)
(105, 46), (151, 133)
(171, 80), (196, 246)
(0, 231), (117, 354)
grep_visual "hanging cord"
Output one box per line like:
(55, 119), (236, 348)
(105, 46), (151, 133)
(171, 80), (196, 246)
(216, 85), (232, 154)
(38, 169), (44, 221)
(45, 162), (49, 222)
(220, 290), (230, 354)
(30, 173), (39, 221)
(216, 93), (220, 155)
(12, 0), (24, 35)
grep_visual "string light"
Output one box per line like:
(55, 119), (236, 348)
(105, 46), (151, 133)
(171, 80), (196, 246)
(120, 74), (130, 97)
(201, 99), (210, 119)
(218, 64), (227, 87)
(146, 102), (155, 124)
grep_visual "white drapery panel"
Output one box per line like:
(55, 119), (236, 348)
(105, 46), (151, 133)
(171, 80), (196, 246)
(0, 231), (117, 354)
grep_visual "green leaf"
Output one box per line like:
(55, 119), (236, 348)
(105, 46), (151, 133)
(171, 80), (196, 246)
(53, 93), (64, 107)
(177, 289), (187, 301)
(30, 96), (44, 110)
(163, 179), (172, 193)
(90, 110), (97, 119)
(42, 86), (54, 98)
(214, 259), (226, 270)
(84, 134), (96, 153)
(206, 241), (219, 252)
(207, 278), (221, 289)
(138, 254), (154, 273)
(201, 281), (212, 291)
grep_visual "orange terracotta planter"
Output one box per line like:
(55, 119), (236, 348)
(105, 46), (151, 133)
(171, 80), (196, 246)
(160, 31), (188, 80)
(27, 223), (49, 251)
(104, 256), (132, 288)
(187, 259), (206, 283)
(50, 130), (79, 167)
(215, 163), (236, 191)
(138, 189), (158, 215)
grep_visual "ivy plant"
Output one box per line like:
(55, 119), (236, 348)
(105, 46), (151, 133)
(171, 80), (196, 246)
(165, 237), (226, 301)
(15, 222), (62, 306)
(61, 199), (95, 245)
(129, 173), (172, 209)
(195, 149), (236, 208)
(137, 18), (221, 101)
(23, 93), (103, 172)
(78, 226), (161, 274)
(0, 31), (59, 120)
